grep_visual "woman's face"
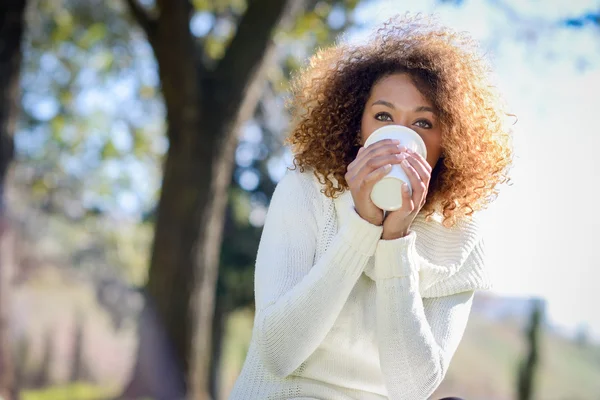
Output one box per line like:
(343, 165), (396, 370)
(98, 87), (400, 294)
(360, 73), (443, 169)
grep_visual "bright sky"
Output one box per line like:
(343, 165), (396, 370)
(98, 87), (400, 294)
(349, 0), (600, 340)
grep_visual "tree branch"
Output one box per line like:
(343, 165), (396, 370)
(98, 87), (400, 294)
(124, 0), (158, 42)
(214, 0), (306, 110)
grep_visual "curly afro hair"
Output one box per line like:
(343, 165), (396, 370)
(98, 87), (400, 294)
(285, 14), (513, 227)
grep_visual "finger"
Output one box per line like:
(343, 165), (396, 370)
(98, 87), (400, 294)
(353, 152), (407, 183)
(365, 141), (406, 159)
(362, 163), (393, 191)
(405, 154), (431, 186)
(400, 159), (426, 203)
(407, 148), (432, 173)
(401, 183), (414, 212)
(351, 145), (406, 180)
(353, 141), (404, 172)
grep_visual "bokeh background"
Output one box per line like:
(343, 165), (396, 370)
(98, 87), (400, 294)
(0, 0), (598, 399)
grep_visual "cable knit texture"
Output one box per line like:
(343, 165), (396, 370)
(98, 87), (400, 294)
(229, 168), (492, 400)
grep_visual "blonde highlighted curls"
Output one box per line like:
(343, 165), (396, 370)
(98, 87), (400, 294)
(285, 14), (513, 227)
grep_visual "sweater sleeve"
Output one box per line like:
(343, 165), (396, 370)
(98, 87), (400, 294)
(373, 232), (481, 400)
(253, 170), (383, 378)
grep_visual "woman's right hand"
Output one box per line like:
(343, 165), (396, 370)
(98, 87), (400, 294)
(345, 139), (407, 226)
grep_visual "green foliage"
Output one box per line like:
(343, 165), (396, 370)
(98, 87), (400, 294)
(78, 23), (107, 49)
(18, 0), (165, 220)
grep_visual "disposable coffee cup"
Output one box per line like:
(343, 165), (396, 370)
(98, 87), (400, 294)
(363, 125), (427, 211)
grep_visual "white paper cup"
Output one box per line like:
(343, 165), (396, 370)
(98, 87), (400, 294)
(363, 125), (427, 211)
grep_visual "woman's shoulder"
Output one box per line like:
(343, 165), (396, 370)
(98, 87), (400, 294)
(276, 166), (321, 192)
(414, 210), (483, 255)
(272, 167), (326, 210)
(415, 211), (491, 296)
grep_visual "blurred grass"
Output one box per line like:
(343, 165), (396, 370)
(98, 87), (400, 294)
(14, 279), (600, 400)
(436, 314), (600, 399)
(538, 331), (600, 397)
(20, 382), (117, 400)
(219, 307), (254, 398)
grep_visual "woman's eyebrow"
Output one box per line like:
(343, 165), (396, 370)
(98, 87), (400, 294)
(372, 101), (436, 115)
(372, 100), (395, 109)
(415, 106), (436, 113)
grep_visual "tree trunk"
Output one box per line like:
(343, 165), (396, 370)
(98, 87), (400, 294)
(120, 294), (187, 399)
(121, 1), (306, 398)
(0, 1), (26, 399)
(31, 329), (53, 389)
(208, 293), (227, 400)
(0, 220), (16, 400)
(518, 299), (543, 400)
(69, 312), (93, 383)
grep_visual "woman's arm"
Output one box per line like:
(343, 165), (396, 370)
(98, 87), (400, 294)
(373, 232), (481, 400)
(254, 170), (383, 378)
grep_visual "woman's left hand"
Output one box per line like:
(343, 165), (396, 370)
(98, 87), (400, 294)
(382, 149), (433, 240)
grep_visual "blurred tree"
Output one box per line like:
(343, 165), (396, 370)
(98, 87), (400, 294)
(15, 0), (165, 284)
(11, 0), (360, 397)
(0, 1), (27, 399)
(117, 1), (310, 398)
(31, 328), (53, 389)
(518, 298), (544, 400)
(69, 312), (93, 384)
(14, 336), (29, 391)
(575, 323), (590, 348)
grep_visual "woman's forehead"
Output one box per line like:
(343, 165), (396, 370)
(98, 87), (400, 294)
(368, 73), (432, 107)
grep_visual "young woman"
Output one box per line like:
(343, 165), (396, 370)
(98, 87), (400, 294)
(230, 14), (512, 400)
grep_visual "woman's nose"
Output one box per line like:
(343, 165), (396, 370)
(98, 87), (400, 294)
(391, 120), (410, 129)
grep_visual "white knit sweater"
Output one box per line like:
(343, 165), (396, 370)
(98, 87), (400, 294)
(229, 168), (492, 400)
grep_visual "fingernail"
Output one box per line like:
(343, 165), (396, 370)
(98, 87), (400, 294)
(402, 183), (409, 192)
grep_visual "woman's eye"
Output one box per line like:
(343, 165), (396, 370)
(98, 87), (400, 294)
(375, 112), (393, 122)
(414, 119), (432, 129)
